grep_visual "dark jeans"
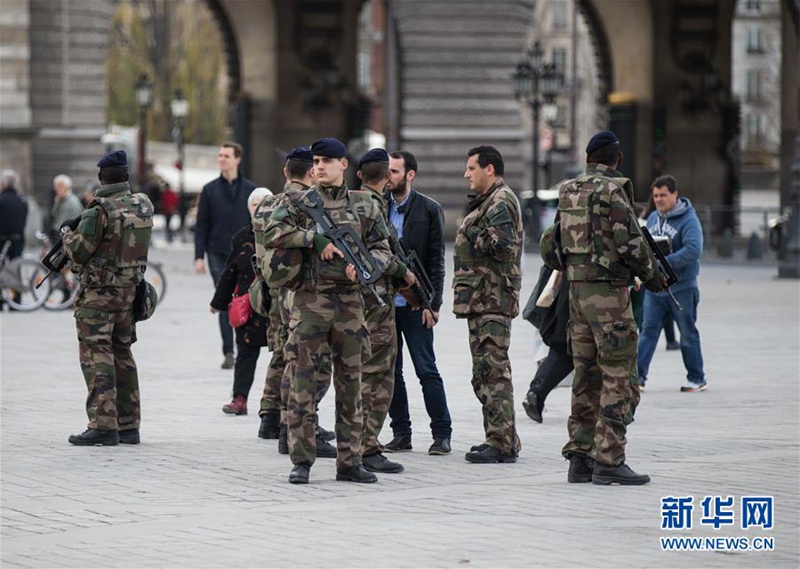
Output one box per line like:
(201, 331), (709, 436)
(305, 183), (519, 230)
(528, 342), (574, 404)
(207, 251), (234, 356)
(233, 344), (262, 398)
(390, 305), (452, 439)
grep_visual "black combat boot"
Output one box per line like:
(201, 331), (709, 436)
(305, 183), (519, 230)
(289, 463), (311, 484)
(315, 435), (337, 458)
(278, 423), (289, 455)
(464, 444), (518, 464)
(258, 410), (281, 439)
(118, 428), (140, 444)
(316, 425), (335, 442)
(592, 463), (651, 486)
(362, 452), (404, 473)
(566, 453), (595, 483)
(336, 464), (377, 483)
(68, 429), (119, 446)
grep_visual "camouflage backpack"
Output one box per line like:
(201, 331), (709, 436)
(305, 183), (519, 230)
(253, 192), (305, 290)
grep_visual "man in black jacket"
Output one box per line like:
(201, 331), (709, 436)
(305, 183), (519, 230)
(0, 169), (28, 260)
(194, 142), (257, 369)
(383, 151), (453, 455)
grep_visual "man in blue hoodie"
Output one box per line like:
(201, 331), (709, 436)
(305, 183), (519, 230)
(637, 175), (706, 392)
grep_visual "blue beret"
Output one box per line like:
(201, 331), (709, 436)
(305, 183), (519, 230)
(97, 150), (128, 169)
(286, 146), (313, 162)
(585, 131), (620, 154)
(310, 138), (347, 159)
(358, 148), (389, 170)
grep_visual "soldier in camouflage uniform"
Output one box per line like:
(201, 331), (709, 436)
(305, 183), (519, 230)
(355, 148), (416, 474)
(263, 138), (392, 484)
(63, 150), (154, 446)
(540, 131), (666, 486)
(453, 146), (523, 464)
(252, 147), (334, 457)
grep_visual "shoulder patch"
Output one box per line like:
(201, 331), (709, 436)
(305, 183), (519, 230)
(77, 208), (99, 236)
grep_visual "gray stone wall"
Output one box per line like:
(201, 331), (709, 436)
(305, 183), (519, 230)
(29, 0), (116, 205)
(392, 0), (531, 232)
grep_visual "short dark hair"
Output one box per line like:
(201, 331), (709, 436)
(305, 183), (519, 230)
(389, 150), (418, 175)
(285, 157), (312, 180)
(221, 141), (243, 158)
(652, 175), (678, 194)
(586, 143), (620, 167)
(359, 161), (388, 185)
(99, 166), (128, 185)
(467, 145), (504, 176)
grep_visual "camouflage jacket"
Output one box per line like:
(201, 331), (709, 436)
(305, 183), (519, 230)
(263, 182), (392, 294)
(362, 183), (407, 303)
(63, 181), (153, 311)
(554, 163), (658, 284)
(452, 179), (523, 318)
(252, 180), (309, 324)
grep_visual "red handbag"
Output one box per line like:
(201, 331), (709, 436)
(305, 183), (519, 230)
(228, 285), (252, 328)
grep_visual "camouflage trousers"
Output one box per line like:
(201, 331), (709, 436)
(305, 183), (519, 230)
(75, 307), (139, 431)
(467, 314), (521, 454)
(562, 282), (640, 466)
(361, 298), (397, 456)
(285, 289), (366, 468)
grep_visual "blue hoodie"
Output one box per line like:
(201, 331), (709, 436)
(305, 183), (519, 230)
(645, 196), (702, 294)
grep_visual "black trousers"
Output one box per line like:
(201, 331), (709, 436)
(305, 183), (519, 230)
(232, 344), (262, 398)
(528, 342), (574, 405)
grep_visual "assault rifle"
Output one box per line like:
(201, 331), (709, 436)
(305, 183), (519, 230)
(386, 223), (434, 311)
(640, 225), (682, 310)
(36, 215), (81, 289)
(298, 190), (386, 306)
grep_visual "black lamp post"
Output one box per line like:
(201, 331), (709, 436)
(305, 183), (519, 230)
(135, 74), (153, 194)
(170, 89), (189, 240)
(512, 41), (563, 245)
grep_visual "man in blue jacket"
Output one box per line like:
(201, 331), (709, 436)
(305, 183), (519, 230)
(194, 142), (256, 369)
(637, 175), (706, 392)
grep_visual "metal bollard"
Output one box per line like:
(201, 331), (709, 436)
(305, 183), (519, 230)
(718, 227), (734, 258)
(747, 232), (763, 259)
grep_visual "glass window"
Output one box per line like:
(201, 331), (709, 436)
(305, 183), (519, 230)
(745, 0), (761, 12)
(747, 27), (763, 52)
(746, 70), (763, 100)
(552, 1), (567, 30)
(552, 47), (567, 74)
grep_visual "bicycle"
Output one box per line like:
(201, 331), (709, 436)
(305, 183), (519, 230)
(144, 259), (167, 303)
(0, 240), (51, 311)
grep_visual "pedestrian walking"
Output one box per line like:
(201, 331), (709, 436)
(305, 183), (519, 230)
(210, 187), (273, 416)
(194, 142), (257, 370)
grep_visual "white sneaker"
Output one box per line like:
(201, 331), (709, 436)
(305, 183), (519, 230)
(680, 381), (707, 393)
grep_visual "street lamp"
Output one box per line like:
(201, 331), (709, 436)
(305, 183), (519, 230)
(512, 41), (564, 245)
(135, 74), (153, 195)
(170, 89), (189, 240)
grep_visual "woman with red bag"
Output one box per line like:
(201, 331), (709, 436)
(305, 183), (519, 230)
(210, 187), (272, 415)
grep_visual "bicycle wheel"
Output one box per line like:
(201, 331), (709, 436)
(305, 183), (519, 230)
(43, 271), (80, 310)
(144, 261), (167, 303)
(1, 259), (51, 311)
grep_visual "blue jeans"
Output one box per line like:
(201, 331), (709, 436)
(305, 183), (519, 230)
(390, 306), (452, 439)
(207, 252), (234, 356)
(638, 287), (705, 385)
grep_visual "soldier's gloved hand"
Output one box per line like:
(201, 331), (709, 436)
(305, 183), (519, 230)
(643, 273), (668, 293)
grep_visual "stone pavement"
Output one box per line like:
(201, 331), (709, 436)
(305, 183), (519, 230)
(1, 242), (798, 568)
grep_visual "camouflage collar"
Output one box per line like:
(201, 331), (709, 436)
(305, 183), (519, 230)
(318, 182), (349, 201)
(585, 163), (623, 177)
(467, 179), (505, 210)
(284, 180), (310, 193)
(95, 181), (131, 197)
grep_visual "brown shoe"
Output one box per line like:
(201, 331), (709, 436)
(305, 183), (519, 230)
(222, 395), (248, 415)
